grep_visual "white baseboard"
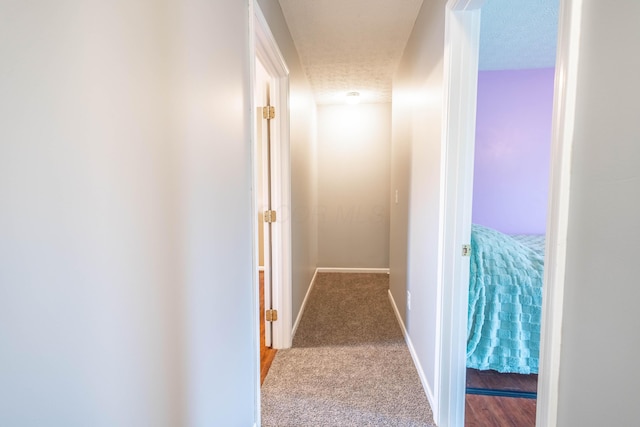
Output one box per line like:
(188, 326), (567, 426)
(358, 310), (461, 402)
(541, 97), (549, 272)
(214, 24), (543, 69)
(292, 268), (319, 338)
(291, 270), (437, 419)
(316, 267), (390, 274)
(388, 289), (438, 421)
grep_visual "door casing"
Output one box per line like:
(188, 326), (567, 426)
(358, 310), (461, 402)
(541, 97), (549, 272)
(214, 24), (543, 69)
(437, 2), (483, 425)
(254, 57), (273, 347)
(252, 0), (292, 352)
(439, 1), (580, 426)
(251, 2), (293, 423)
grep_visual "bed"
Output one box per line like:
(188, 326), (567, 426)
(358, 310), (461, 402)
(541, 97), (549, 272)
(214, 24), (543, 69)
(466, 224), (545, 375)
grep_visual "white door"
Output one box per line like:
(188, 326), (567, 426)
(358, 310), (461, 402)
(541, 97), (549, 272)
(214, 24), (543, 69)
(255, 57), (275, 347)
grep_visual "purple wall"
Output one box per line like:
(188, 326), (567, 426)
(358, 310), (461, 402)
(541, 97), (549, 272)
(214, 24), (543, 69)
(472, 68), (555, 235)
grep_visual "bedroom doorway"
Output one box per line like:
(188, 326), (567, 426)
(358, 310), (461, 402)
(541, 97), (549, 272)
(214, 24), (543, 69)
(464, 0), (558, 424)
(439, 0), (569, 426)
(464, 68), (555, 425)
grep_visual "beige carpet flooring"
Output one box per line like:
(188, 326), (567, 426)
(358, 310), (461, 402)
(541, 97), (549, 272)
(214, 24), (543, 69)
(261, 273), (436, 426)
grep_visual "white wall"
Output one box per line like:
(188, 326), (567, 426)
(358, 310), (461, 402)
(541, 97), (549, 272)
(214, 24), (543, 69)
(391, 0), (447, 410)
(317, 103), (391, 268)
(258, 0), (318, 322)
(552, 1), (640, 425)
(175, 0), (256, 424)
(390, 2), (640, 426)
(0, 0), (257, 425)
(0, 1), (182, 424)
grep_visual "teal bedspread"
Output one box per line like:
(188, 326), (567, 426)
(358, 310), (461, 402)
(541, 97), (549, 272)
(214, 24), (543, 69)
(467, 225), (545, 374)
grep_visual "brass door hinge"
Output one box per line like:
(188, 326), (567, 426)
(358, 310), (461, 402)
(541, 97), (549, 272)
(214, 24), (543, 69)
(264, 210), (277, 223)
(462, 244), (472, 257)
(262, 105), (275, 120)
(265, 309), (278, 322)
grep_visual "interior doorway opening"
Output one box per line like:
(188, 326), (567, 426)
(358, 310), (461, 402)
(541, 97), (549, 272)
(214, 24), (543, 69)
(463, 1), (558, 422)
(251, 4), (294, 421)
(439, 0), (576, 426)
(255, 56), (278, 383)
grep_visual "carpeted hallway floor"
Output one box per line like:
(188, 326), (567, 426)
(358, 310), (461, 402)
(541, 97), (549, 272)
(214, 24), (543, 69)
(261, 273), (436, 426)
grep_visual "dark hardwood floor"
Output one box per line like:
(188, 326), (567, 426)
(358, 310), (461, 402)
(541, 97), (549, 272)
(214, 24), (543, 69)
(466, 368), (538, 393)
(466, 394), (536, 427)
(465, 368), (537, 426)
(260, 271), (277, 385)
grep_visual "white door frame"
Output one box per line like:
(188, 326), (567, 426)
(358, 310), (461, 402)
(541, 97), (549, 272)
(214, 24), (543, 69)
(254, 56), (274, 347)
(250, 1), (293, 351)
(536, 1), (583, 425)
(439, 0), (580, 426)
(438, 2), (483, 426)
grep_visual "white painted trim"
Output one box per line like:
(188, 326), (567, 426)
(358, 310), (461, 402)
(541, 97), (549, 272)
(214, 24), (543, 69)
(292, 268), (319, 338)
(449, 0), (485, 10)
(388, 289), (437, 418)
(253, 1), (292, 351)
(253, 6), (289, 77)
(248, 3), (260, 425)
(438, 2), (483, 426)
(257, 56), (273, 348)
(316, 267), (390, 274)
(536, 1), (582, 426)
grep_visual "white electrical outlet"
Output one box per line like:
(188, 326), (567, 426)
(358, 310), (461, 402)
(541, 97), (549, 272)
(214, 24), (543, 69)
(395, 189), (399, 204)
(407, 290), (411, 310)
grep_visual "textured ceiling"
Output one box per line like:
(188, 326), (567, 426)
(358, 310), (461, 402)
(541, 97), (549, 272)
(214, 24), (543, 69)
(278, 0), (558, 105)
(278, 0), (423, 105)
(480, 0), (558, 70)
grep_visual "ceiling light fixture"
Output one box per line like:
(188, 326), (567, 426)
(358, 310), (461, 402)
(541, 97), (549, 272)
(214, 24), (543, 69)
(346, 91), (361, 105)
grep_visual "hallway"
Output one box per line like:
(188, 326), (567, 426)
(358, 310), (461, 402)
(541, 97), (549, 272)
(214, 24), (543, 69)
(261, 273), (435, 426)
